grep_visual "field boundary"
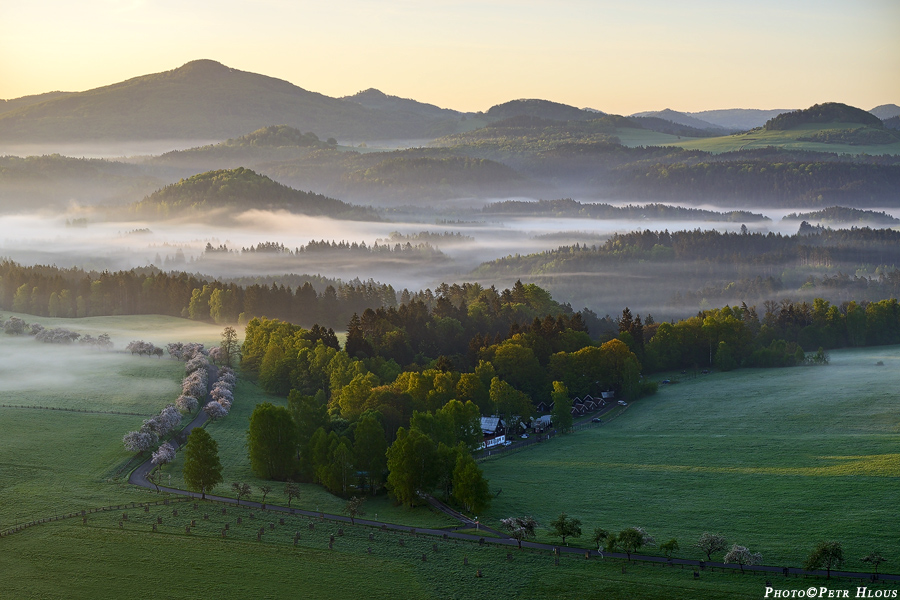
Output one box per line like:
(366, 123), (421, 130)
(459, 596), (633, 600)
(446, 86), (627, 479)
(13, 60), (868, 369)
(0, 497), (191, 538)
(0, 403), (153, 417)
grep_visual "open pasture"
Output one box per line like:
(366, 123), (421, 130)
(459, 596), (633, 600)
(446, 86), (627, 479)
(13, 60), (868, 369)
(665, 122), (900, 155)
(0, 500), (803, 600)
(480, 345), (900, 567)
(0, 313), (224, 526)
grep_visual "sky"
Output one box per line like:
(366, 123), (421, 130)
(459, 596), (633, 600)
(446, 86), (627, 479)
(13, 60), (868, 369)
(1, 0), (898, 115)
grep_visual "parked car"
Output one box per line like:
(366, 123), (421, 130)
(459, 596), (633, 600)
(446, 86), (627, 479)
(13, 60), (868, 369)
(520, 434), (529, 439)
(661, 379), (671, 384)
(618, 400), (628, 406)
(502, 440), (513, 446)
(591, 417), (602, 423)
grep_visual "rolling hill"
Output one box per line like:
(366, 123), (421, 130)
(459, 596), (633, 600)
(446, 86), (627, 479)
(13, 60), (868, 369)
(0, 60), (463, 143)
(485, 99), (601, 122)
(629, 108), (726, 132)
(666, 103), (900, 155)
(129, 167), (377, 221)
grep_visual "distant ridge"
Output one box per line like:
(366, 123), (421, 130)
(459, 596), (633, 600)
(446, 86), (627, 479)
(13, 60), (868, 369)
(765, 102), (883, 130)
(629, 109), (725, 132)
(870, 104), (900, 120)
(486, 99), (600, 122)
(342, 88), (461, 120)
(0, 60), (462, 143)
(689, 108), (793, 131)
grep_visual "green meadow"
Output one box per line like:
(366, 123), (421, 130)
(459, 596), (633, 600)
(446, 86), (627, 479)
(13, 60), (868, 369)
(663, 122), (900, 155)
(0, 313), (227, 527)
(1, 501), (822, 600)
(480, 345), (900, 567)
(2, 312), (899, 597)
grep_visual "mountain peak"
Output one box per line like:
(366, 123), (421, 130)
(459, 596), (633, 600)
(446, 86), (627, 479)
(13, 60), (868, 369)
(351, 88), (389, 100)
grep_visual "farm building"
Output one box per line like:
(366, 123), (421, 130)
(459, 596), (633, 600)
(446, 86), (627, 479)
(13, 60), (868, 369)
(481, 416), (502, 435)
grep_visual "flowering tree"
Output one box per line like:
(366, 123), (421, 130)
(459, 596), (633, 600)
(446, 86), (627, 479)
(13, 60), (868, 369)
(696, 532), (728, 561)
(157, 405), (182, 435)
(123, 431), (154, 453)
(35, 328), (80, 344)
(208, 346), (223, 365)
(185, 355), (209, 374)
(203, 401), (228, 421)
(3, 317), (27, 335)
(500, 516), (538, 549)
(724, 544), (762, 572)
(126, 340), (162, 356)
(150, 442), (176, 493)
(176, 395), (199, 413)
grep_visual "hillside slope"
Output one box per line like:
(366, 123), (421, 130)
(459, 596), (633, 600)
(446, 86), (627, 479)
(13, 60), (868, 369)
(130, 167), (376, 220)
(0, 60), (461, 143)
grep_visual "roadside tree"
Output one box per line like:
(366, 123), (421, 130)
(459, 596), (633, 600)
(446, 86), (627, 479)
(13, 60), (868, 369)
(724, 544), (762, 573)
(804, 540), (844, 579)
(183, 427), (223, 500)
(696, 532), (728, 561)
(501, 516), (538, 549)
(549, 512), (582, 545)
(232, 482), (252, 505)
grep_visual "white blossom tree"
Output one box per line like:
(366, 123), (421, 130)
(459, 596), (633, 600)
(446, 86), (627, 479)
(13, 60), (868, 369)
(724, 544), (762, 572)
(176, 395), (199, 413)
(150, 442), (176, 493)
(203, 401), (228, 421)
(123, 431), (154, 453)
(696, 532), (729, 561)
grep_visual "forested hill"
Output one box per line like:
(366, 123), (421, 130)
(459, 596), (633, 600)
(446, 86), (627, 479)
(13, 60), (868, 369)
(483, 198), (769, 222)
(485, 99), (601, 121)
(475, 227), (900, 275)
(765, 102), (884, 130)
(130, 167), (377, 220)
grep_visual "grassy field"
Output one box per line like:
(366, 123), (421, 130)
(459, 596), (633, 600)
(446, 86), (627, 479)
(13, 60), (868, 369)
(663, 122), (900, 155)
(479, 345), (900, 568)
(0, 501), (841, 600)
(0, 313), (225, 527)
(4, 312), (899, 596)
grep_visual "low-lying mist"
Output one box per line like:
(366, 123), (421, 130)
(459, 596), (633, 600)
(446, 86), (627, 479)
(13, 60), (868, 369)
(2, 201), (898, 321)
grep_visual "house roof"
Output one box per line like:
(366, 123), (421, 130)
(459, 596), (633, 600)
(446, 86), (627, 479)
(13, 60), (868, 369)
(481, 416), (501, 433)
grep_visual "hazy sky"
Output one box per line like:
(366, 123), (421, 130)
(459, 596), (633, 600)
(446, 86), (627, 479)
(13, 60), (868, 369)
(2, 0), (897, 114)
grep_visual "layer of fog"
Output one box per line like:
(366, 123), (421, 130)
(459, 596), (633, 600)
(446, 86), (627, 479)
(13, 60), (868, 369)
(0, 332), (178, 401)
(2, 202), (898, 317)
(0, 139), (221, 160)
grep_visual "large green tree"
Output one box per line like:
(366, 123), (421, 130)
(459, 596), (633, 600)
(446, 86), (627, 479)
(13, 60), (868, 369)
(182, 427), (223, 500)
(804, 540), (844, 579)
(549, 512), (582, 545)
(385, 427), (437, 507)
(247, 402), (298, 480)
(451, 445), (491, 514)
(550, 381), (573, 433)
(353, 412), (388, 494)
